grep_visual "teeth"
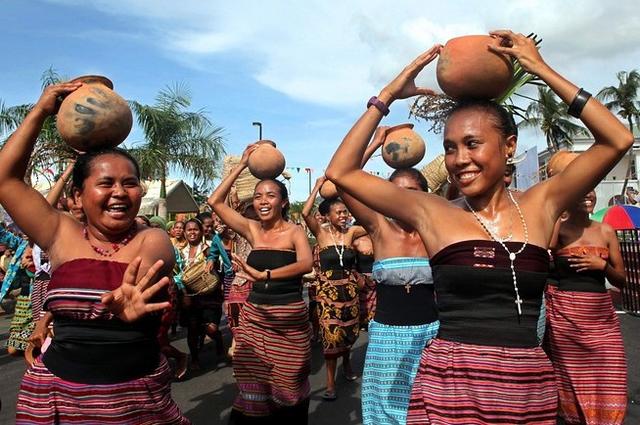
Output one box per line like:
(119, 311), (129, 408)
(458, 172), (478, 181)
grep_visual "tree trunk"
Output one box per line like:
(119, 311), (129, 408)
(158, 168), (168, 220)
(620, 117), (636, 198)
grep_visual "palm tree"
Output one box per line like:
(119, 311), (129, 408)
(519, 86), (589, 152)
(0, 68), (76, 185)
(128, 84), (225, 218)
(597, 70), (640, 196)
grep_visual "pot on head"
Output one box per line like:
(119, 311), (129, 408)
(437, 35), (513, 100)
(56, 75), (133, 151)
(382, 124), (426, 169)
(247, 140), (286, 179)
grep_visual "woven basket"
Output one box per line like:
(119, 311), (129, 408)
(182, 260), (220, 295)
(223, 156), (260, 203)
(421, 154), (448, 193)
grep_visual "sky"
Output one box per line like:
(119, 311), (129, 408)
(2, 0), (639, 202)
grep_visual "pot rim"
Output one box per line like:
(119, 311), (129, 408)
(68, 75), (114, 89)
(386, 123), (415, 134)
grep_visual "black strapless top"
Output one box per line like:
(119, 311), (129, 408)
(356, 252), (374, 273)
(551, 257), (607, 293)
(319, 246), (356, 280)
(246, 250), (303, 305)
(432, 240), (549, 348)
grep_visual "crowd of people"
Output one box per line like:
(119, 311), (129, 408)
(0, 30), (634, 424)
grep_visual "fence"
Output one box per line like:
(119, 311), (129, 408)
(617, 228), (640, 315)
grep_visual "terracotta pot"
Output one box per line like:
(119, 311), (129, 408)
(382, 123), (426, 169)
(546, 150), (578, 177)
(56, 75), (133, 151)
(320, 180), (339, 199)
(436, 35), (513, 100)
(247, 141), (286, 179)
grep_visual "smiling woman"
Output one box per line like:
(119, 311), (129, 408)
(0, 83), (190, 424)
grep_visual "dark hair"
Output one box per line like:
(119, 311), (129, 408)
(195, 212), (212, 222)
(389, 168), (429, 192)
(255, 179), (290, 220)
(136, 215), (150, 226)
(184, 218), (203, 232)
(448, 99), (518, 139)
(318, 197), (345, 216)
(72, 147), (141, 189)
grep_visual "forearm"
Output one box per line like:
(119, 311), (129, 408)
(604, 263), (626, 289)
(45, 166), (73, 206)
(302, 183), (321, 218)
(262, 260), (313, 280)
(208, 164), (244, 207)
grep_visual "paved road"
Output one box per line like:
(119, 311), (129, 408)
(1, 311), (638, 424)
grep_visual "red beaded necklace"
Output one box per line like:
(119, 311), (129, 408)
(83, 224), (137, 257)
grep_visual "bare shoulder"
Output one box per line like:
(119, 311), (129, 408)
(597, 221), (617, 238)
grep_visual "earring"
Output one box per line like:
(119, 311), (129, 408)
(446, 174), (452, 184)
(506, 155), (515, 165)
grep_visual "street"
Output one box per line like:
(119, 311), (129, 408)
(1, 310), (638, 424)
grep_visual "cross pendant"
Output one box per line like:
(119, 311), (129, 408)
(405, 284), (411, 294)
(515, 296), (523, 315)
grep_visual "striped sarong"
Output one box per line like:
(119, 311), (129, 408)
(545, 284), (627, 424)
(407, 338), (557, 424)
(362, 319), (439, 425)
(16, 355), (190, 424)
(232, 300), (311, 417)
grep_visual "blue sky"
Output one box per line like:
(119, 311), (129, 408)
(2, 0), (639, 202)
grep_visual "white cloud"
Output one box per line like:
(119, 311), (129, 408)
(46, 0), (640, 109)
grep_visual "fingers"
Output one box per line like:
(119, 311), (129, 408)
(144, 301), (171, 314)
(136, 259), (165, 291)
(407, 44), (442, 74)
(122, 257), (143, 286)
(101, 291), (115, 305)
(415, 88), (438, 96)
(142, 276), (171, 302)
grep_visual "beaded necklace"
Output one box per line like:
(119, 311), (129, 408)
(84, 224), (137, 257)
(464, 190), (528, 316)
(327, 225), (346, 268)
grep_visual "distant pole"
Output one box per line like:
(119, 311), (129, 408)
(252, 122), (263, 140)
(305, 168), (312, 194)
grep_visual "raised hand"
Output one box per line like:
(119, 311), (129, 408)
(371, 126), (390, 149)
(101, 257), (171, 322)
(488, 30), (547, 76)
(33, 82), (83, 117)
(239, 143), (260, 166)
(380, 44), (441, 102)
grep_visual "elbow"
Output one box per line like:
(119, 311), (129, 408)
(207, 194), (223, 211)
(300, 259), (313, 275)
(621, 133), (636, 153)
(325, 166), (344, 184)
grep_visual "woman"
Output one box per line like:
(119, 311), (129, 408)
(334, 127), (440, 424)
(326, 31), (633, 424)
(180, 218), (224, 369)
(353, 233), (375, 329)
(302, 181), (367, 400)
(208, 144), (313, 423)
(170, 220), (188, 250)
(1, 82), (189, 424)
(546, 155), (627, 424)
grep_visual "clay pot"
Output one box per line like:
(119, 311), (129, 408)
(56, 76), (133, 151)
(320, 180), (339, 199)
(436, 35), (513, 100)
(382, 124), (426, 169)
(247, 140), (286, 179)
(546, 150), (578, 177)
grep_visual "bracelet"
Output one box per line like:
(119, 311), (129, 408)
(265, 269), (271, 281)
(367, 96), (390, 116)
(567, 88), (592, 118)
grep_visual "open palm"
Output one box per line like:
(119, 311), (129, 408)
(101, 257), (172, 322)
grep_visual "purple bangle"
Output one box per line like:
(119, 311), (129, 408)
(367, 96), (390, 116)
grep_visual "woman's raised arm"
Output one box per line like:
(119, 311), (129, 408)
(0, 83), (82, 250)
(207, 144), (259, 243)
(325, 45), (442, 231)
(489, 31), (634, 219)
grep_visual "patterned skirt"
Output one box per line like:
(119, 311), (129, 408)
(362, 320), (439, 425)
(232, 300), (311, 418)
(357, 272), (377, 326)
(226, 280), (253, 332)
(16, 355), (190, 424)
(30, 272), (50, 321)
(545, 285), (627, 424)
(407, 338), (557, 424)
(316, 273), (360, 358)
(8, 294), (34, 352)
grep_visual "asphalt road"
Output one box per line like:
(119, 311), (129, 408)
(0, 311), (638, 425)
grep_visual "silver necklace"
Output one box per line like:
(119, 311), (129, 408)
(327, 225), (345, 268)
(464, 190), (528, 316)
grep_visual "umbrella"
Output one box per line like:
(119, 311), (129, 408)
(591, 205), (640, 230)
